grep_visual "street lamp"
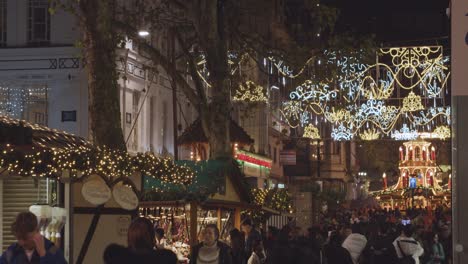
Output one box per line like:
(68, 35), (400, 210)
(138, 30), (150, 37)
(383, 172), (387, 190)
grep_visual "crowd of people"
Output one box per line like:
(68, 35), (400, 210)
(262, 205), (453, 264)
(104, 204), (452, 264)
(0, 204), (452, 264)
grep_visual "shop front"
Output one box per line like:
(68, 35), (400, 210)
(140, 160), (252, 261)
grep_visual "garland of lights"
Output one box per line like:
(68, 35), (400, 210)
(0, 144), (194, 185)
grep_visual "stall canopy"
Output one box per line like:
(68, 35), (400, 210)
(143, 159), (251, 206)
(177, 118), (254, 146)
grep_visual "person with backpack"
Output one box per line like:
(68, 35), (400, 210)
(392, 224), (424, 264)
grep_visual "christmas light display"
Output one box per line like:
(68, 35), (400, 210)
(360, 128), (380, 141)
(232, 81), (268, 102)
(401, 92), (424, 112)
(391, 124), (419, 141)
(277, 46), (451, 140)
(433, 126), (451, 140)
(302, 124), (320, 140)
(331, 124), (353, 141)
(370, 139), (449, 208)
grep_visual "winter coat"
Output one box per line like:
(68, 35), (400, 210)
(0, 238), (67, 264)
(324, 244), (353, 264)
(342, 233), (367, 264)
(393, 236), (424, 264)
(428, 242), (445, 264)
(190, 241), (233, 264)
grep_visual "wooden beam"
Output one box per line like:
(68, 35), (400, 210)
(234, 207), (241, 229)
(217, 207), (222, 230)
(73, 207), (137, 216)
(189, 201), (198, 246)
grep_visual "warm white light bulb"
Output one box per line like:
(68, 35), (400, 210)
(138, 30), (149, 37)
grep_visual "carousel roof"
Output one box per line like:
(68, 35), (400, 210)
(177, 118), (254, 146)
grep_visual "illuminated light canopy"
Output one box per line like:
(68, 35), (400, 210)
(279, 46), (450, 140)
(360, 128), (380, 141)
(302, 124), (320, 140)
(401, 92), (424, 112)
(232, 81), (268, 102)
(391, 124), (418, 141)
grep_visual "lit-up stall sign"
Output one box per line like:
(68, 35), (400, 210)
(235, 150), (272, 168)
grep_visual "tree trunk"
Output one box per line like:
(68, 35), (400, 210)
(75, 1), (126, 262)
(193, 0), (232, 159)
(81, 0), (125, 150)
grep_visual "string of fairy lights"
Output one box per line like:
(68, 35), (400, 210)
(0, 144), (194, 185)
(0, 116), (194, 185)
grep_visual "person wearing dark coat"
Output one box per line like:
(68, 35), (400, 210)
(241, 219), (262, 258)
(190, 224), (233, 264)
(323, 232), (353, 264)
(229, 228), (246, 264)
(0, 212), (67, 264)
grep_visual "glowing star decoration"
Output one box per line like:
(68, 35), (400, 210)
(331, 124), (353, 141)
(391, 124), (418, 140)
(401, 92), (424, 112)
(233, 81), (268, 102)
(303, 124), (320, 140)
(360, 128), (380, 141)
(433, 126), (451, 140)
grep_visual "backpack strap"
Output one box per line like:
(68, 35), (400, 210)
(397, 241), (408, 257)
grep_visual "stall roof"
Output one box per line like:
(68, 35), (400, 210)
(177, 118), (254, 146)
(143, 159), (250, 204)
(0, 115), (91, 150)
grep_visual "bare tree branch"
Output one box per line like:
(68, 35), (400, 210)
(114, 21), (203, 111)
(174, 30), (208, 105)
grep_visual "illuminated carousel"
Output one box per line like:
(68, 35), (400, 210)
(371, 138), (451, 210)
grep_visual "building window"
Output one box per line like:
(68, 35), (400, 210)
(0, 0), (6, 47)
(28, 0), (50, 45)
(0, 84), (48, 125)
